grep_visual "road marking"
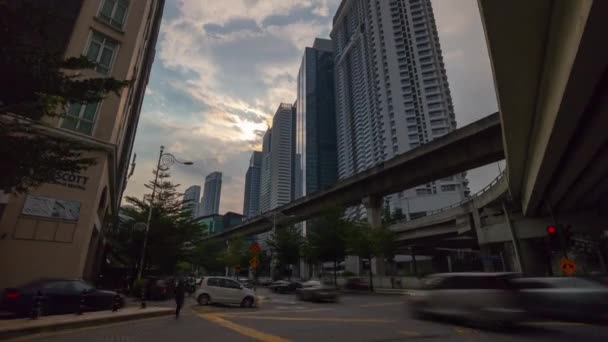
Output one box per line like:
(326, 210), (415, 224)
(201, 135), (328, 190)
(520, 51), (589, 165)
(197, 313), (290, 342)
(453, 327), (478, 335)
(398, 330), (421, 336)
(359, 302), (402, 308)
(233, 316), (394, 323)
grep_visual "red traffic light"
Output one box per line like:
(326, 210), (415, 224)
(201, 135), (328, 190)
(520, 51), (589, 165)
(547, 225), (557, 234)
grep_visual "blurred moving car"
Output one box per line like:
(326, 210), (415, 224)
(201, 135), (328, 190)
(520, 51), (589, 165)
(195, 276), (256, 307)
(268, 280), (302, 294)
(512, 277), (608, 323)
(2, 279), (124, 316)
(296, 281), (340, 302)
(256, 277), (273, 286)
(344, 277), (370, 291)
(408, 272), (524, 326)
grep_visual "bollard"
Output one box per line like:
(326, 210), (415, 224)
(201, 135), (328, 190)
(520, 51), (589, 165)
(140, 287), (146, 309)
(30, 291), (44, 320)
(112, 294), (122, 312)
(76, 290), (86, 315)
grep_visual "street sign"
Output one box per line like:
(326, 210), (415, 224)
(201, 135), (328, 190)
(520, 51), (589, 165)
(250, 256), (258, 269)
(251, 242), (261, 254)
(560, 257), (576, 275)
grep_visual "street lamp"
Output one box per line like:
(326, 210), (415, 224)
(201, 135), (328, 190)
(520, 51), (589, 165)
(137, 145), (193, 280)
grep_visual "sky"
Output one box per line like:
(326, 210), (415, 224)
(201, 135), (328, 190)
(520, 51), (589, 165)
(124, 0), (502, 214)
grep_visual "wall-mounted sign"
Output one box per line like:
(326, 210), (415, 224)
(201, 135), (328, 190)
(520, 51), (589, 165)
(53, 172), (89, 190)
(22, 195), (81, 221)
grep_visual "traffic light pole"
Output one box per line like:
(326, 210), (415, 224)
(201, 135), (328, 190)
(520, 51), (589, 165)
(546, 203), (569, 260)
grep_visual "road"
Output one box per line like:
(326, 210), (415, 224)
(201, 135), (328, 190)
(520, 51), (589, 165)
(15, 288), (608, 342)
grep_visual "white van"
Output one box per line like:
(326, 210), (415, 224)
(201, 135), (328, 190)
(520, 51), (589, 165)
(195, 277), (256, 308)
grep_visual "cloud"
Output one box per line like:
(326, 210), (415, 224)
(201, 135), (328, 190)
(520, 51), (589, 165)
(125, 0), (501, 214)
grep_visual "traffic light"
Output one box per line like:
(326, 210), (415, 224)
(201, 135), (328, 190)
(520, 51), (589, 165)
(563, 225), (574, 248)
(546, 225), (561, 252)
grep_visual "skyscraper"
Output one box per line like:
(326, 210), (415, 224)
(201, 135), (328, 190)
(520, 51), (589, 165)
(270, 103), (296, 209)
(296, 38), (338, 200)
(259, 129), (272, 213)
(331, 0), (467, 218)
(183, 185), (201, 218)
(243, 151), (263, 218)
(201, 172), (222, 216)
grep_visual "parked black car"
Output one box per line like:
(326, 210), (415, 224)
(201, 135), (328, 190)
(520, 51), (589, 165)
(2, 279), (124, 316)
(145, 277), (175, 300)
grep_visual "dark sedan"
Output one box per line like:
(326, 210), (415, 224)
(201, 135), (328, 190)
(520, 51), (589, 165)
(296, 281), (340, 302)
(268, 280), (302, 294)
(2, 279), (124, 316)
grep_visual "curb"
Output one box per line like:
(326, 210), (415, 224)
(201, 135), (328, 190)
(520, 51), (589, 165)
(0, 308), (173, 340)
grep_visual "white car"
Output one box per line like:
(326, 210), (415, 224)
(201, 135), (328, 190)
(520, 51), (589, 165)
(195, 277), (256, 308)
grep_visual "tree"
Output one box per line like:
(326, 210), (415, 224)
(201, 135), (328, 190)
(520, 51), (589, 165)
(193, 239), (225, 275)
(346, 223), (396, 292)
(0, 1), (129, 192)
(109, 169), (204, 277)
(308, 208), (350, 285)
(300, 238), (320, 280)
(219, 237), (250, 277)
(267, 226), (303, 280)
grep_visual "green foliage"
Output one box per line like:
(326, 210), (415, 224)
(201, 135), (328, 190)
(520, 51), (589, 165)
(219, 237), (250, 271)
(0, 1), (129, 192)
(193, 239), (226, 275)
(267, 226), (303, 271)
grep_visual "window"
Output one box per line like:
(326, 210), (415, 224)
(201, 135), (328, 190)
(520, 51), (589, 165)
(441, 184), (459, 192)
(62, 102), (99, 135)
(98, 0), (129, 29)
(416, 189), (431, 195)
(69, 281), (94, 293)
(220, 279), (241, 289)
(85, 31), (118, 74)
(207, 278), (220, 287)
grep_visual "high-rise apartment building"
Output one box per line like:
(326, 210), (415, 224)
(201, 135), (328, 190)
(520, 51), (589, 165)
(243, 151), (263, 218)
(201, 172), (222, 216)
(270, 103), (296, 209)
(259, 129), (272, 213)
(183, 185), (201, 219)
(296, 38), (338, 200)
(0, 0), (164, 288)
(331, 0), (467, 218)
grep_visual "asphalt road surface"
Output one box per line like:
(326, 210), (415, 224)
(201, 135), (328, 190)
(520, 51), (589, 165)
(14, 288), (608, 342)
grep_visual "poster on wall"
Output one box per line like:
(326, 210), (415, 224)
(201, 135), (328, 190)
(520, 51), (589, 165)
(22, 195), (81, 221)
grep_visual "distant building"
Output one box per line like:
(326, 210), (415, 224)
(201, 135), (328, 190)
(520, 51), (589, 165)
(201, 171), (222, 216)
(270, 103), (296, 209)
(243, 151), (263, 218)
(182, 185), (201, 219)
(259, 129), (272, 213)
(197, 211), (243, 236)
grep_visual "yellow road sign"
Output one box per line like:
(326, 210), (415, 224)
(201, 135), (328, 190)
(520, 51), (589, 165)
(560, 257), (576, 275)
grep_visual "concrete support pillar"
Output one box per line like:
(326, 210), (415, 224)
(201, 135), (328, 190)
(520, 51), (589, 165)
(224, 240), (230, 277)
(363, 196), (385, 276)
(503, 201), (524, 273)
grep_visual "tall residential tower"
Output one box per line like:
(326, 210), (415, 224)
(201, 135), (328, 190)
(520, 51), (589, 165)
(183, 185), (201, 218)
(331, 0), (468, 218)
(269, 103), (296, 210)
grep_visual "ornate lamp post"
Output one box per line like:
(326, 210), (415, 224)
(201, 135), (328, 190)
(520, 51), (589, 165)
(137, 145), (193, 280)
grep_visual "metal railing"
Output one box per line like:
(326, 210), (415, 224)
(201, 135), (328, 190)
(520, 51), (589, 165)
(393, 170), (506, 224)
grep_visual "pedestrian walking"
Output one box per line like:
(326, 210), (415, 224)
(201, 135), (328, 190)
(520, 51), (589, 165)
(174, 279), (185, 319)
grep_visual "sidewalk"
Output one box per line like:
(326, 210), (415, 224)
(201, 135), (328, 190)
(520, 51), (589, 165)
(0, 306), (173, 340)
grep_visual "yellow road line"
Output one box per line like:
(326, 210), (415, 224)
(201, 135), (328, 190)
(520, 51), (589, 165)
(398, 330), (421, 336)
(224, 308), (332, 317)
(233, 316), (394, 323)
(359, 302), (402, 308)
(197, 313), (290, 342)
(454, 327), (478, 335)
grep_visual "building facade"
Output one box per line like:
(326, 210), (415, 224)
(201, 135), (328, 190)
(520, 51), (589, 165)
(183, 185), (201, 219)
(296, 38), (338, 200)
(0, 0), (164, 288)
(270, 103), (297, 210)
(243, 151), (263, 218)
(331, 0), (468, 219)
(201, 171), (222, 216)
